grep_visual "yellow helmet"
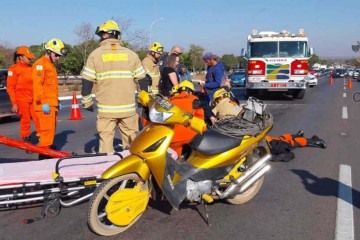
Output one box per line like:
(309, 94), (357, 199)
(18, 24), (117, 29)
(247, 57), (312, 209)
(212, 88), (230, 105)
(149, 42), (163, 54)
(95, 20), (120, 37)
(178, 80), (195, 92)
(45, 38), (66, 56)
(170, 84), (179, 96)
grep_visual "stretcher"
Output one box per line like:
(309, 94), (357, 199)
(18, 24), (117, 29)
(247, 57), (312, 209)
(0, 152), (128, 222)
(0, 149), (178, 223)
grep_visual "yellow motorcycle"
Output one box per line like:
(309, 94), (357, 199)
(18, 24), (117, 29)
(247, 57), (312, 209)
(88, 91), (273, 236)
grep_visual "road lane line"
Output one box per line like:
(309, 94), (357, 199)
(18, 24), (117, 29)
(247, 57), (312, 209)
(335, 165), (354, 240)
(343, 93), (346, 98)
(342, 106), (348, 119)
(344, 86), (346, 90)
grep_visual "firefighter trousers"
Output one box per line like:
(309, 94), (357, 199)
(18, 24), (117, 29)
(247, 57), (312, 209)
(35, 109), (57, 147)
(17, 101), (40, 138)
(97, 114), (139, 153)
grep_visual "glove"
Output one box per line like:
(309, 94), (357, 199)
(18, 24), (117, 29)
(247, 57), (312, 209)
(42, 104), (50, 114)
(58, 102), (63, 111)
(84, 105), (94, 112)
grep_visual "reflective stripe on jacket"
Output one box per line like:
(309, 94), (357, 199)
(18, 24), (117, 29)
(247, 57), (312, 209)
(32, 56), (59, 111)
(7, 61), (34, 104)
(81, 38), (146, 118)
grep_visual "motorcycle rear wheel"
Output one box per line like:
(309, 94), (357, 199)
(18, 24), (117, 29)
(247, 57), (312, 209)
(226, 176), (264, 205)
(226, 146), (267, 205)
(88, 174), (146, 236)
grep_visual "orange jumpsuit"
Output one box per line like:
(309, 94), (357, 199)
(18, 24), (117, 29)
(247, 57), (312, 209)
(169, 92), (205, 156)
(265, 134), (307, 147)
(7, 61), (40, 139)
(32, 56), (59, 147)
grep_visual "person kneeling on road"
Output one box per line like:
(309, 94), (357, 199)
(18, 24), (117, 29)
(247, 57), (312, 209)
(211, 88), (327, 162)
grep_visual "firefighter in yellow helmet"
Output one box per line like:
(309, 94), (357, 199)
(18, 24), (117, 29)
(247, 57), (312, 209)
(32, 38), (67, 159)
(140, 42), (163, 94)
(81, 20), (146, 153)
(211, 88), (244, 119)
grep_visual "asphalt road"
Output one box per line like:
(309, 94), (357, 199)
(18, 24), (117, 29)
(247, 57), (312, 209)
(0, 76), (359, 240)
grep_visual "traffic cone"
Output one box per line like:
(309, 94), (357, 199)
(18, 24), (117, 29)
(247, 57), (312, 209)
(330, 75), (333, 85)
(347, 77), (353, 89)
(68, 92), (83, 120)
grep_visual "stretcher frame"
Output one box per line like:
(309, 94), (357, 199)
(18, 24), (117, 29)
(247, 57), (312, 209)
(0, 152), (124, 221)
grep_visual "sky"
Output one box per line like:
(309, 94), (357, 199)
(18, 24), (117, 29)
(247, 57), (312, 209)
(1, 0), (360, 59)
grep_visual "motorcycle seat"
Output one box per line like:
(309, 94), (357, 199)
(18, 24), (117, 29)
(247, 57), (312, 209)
(189, 129), (242, 156)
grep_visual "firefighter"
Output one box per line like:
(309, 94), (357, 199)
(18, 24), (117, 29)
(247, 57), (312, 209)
(81, 20), (146, 153)
(7, 46), (40, 145)
(141, 42), (163, 94)
(211, 88), (244, 120)
(169, 80), (205, 156)
(32, 38), (66, 157)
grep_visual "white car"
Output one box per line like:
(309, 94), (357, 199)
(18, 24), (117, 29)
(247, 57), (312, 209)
(305, 73), (318, 87)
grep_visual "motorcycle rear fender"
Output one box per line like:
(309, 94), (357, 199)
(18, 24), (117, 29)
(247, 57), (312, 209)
(102, 155), (150, 181)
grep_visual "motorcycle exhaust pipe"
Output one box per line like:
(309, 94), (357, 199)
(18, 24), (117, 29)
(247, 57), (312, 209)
(217, 154), (271, 199)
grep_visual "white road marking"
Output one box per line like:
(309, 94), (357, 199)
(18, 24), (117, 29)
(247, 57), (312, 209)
(343, 93), (346, 98)
(342, 106), (348, 119)
(335, 165), (354, 240)
(344, 86), (346, 90)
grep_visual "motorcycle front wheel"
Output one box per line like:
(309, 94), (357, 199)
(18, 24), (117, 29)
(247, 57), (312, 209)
(88, 173), (147, 236)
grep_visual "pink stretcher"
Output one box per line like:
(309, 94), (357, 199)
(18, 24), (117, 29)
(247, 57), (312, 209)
(0, 149), (178, 222)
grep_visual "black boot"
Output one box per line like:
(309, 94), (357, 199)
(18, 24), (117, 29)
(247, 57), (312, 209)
(307, 135), (327, 149)
(23, 136), (33, 154)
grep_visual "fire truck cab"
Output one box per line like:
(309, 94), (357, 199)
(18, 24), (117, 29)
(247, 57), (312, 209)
(241, 29), (314, 99)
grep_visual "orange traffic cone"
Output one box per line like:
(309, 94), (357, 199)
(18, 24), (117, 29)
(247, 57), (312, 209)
(68, 92), (83, 120)
(330, 75), (333, 85)
(347, 78), (353, 89)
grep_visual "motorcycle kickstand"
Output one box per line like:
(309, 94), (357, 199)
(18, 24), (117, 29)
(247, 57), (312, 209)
(202, 200), (212, 227)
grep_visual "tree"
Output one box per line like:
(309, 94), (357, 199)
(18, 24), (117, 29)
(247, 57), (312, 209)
(308, 54), (320, 67)
(74, 22), (96, 66)
(188, 44), (204, 73)
(221, 54), (239, 70)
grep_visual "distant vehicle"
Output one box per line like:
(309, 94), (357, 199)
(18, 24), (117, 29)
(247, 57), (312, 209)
(346, 69), (354, 77)
(353, 69), (360, 79)
(333, 69), (345, 78)
(228, 69), (246, 87)
(305, 73), (317, 87)
(0, 69), (18, 119)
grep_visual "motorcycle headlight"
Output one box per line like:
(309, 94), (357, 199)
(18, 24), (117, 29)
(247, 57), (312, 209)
(149, 106), (174, 123)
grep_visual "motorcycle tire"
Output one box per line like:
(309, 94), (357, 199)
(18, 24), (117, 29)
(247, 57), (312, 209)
(226, 176), (264, 205)
(226, 146), (266, 205)
(88, 174), (147, 236)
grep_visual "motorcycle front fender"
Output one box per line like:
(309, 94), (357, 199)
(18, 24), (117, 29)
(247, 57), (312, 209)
(102, 155), (150, 181)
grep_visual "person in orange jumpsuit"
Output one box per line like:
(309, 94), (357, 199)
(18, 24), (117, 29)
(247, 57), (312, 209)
(32, 38), (67, 158)
(169, 80), (205, 156)
(7, 46), (40, 144)
(265, 131), (327, 162)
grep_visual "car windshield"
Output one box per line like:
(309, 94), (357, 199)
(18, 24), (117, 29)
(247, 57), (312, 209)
(249, 41), (308, 58)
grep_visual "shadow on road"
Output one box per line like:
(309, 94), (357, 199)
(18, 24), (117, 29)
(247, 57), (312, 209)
(83, 134), (123, 153)
(291, 169), (360, 209)
(54, 130), (76, 151)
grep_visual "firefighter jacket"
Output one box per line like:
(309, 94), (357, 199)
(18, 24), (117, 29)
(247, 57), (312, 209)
(142, 54), (160, 91)
(32, 56), (59, 111)
(81, 38), (146, 118)
(170, 92), (204, 143)
(212, 98), (243, 119)
(7, 61), (34, 104)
